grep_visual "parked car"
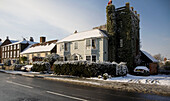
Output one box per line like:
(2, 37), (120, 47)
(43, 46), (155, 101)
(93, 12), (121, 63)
(21, 65), (33, 72)
(134, 66), (150, 76)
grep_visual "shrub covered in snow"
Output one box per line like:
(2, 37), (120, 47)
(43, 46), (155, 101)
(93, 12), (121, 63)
(4, 59), (11, 66)
(32, 62), (51, 72)
(103, 73), (109, 80)
(53, 61), (127, 77)
(116, 62), (128, 76)
(43, 53), (60, 66)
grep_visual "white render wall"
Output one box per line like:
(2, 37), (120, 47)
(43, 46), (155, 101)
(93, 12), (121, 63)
(56, 37), (108, 62)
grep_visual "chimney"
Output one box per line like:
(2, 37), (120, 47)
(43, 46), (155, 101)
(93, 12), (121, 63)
(40, 36), (46, 43)
(131, 7), (134, 11)
(30, 37), (34, 42)
(0, 39), (1, 42)
(134, 11), (137, 14)
(74, 30), (78, 34)
(125, 2), (130, 9)
(7, 36), (9, 39)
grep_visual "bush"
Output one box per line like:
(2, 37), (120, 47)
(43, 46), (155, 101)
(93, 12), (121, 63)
(32, 62), (51, 72)
(53, 61), (127, 77)
(4, 59), (11, 66)
(13, 64), (25, 71)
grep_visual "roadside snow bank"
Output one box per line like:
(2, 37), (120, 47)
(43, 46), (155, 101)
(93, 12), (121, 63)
(90, 74), (170, 86)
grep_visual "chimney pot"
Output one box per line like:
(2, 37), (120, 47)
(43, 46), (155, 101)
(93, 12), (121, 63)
(74, 30), (78, 34)
(40, 37), (46, 43)
(30, 37), (34, 42)
(131, 7), (134, 11)
(126, 2), (130, 8)
(135, 11), (137, 14)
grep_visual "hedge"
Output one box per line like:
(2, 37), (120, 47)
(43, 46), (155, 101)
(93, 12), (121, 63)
(32, 62), (51, 72)
(53, 61), (128, 77)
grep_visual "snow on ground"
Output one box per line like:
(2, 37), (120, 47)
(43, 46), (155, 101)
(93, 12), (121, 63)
(90, 74), (170, 86)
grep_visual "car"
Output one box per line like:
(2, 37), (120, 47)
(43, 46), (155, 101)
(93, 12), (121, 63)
(21, 65), (33, 72)
(134, 66), (150, 76)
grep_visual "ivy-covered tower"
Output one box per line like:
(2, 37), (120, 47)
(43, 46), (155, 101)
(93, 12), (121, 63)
(106, 1), (140, 72)
(106, 1), (117, 62)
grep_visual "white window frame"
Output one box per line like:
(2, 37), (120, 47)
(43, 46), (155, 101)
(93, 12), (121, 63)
(10, 45), (12, 50)
(5, 52), (6, 58)
(10, 51), (12, 58)
(17, 44), (20, 49)
(86, 39), (91, 50)
(17, 50), (19, 57)
(14, 51), (16, 58)
(86, 56), (91, 61)
(14, 45), (16, 50)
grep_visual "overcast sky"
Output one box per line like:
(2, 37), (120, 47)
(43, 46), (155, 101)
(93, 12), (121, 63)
(0, 0), (170, 58)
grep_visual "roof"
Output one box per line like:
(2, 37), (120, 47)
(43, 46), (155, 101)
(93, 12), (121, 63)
(57, 29), (108, 43)
(2, 40), (37, 47)
(31, 40), (57, 47)
(10, 40), (18, 43)
(20, 43), (56, 54)
(141, 50), (159, 62)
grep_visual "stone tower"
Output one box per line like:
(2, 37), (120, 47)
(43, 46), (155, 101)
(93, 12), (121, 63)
(106, 1), (140, 72)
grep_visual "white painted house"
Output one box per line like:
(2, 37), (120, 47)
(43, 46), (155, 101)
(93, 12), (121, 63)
(56, 29), (108, 62)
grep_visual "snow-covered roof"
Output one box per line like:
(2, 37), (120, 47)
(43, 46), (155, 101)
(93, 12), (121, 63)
(57, 29), (107, 43)
(20, 43), (56, 54)
(10, 40), (18, 43)
(135, 66), (150, 71)
(0, 42), (2, 46)
(141, 50), (159, 62)
(3, 40), (37, 47)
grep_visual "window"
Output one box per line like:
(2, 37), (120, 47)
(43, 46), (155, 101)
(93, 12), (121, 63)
(120, 39), (123, 47)
(10, 51), (12, 58)
(17, 44), (20, 49)
(45, 52), (48, 56)
(3, 47), (5, 51)
(7, 52), (9, 58)
(86, 56), (91, 61)
(5, 52), (6, 58)
(92, 39), (96, 49)
(64, 43), (68, 51)
(17, 51), (19, 57)
(14, 45), (16, 49)
(37, 53), (40, 57)
(86, 39), (91, 49)
(10, 46), (12, 50)
(60, 44), (64, 51)
(92, 55), (96, 62)
(14, 51), (16, 58)
(74, 42), (78, 50)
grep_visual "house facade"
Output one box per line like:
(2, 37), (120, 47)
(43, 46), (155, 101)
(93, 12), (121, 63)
(20, 37), (57, 63)
(1, 37), (36, 64)
(57, 29), (108, 62)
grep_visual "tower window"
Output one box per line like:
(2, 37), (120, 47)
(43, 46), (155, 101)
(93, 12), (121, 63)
(120, 39), (123, 47)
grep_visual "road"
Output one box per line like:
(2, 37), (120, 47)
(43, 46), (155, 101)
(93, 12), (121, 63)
(0, 73), (170, 101)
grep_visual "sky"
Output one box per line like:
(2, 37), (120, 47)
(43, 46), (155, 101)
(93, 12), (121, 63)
(0, 0), (170, 59)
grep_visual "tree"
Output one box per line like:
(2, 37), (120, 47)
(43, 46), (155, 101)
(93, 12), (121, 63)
(153, 54), (163, 61)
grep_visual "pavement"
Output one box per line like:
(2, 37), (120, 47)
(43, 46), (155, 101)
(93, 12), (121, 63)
(1, 72), (170, 101)
(1, 69), (170, 97)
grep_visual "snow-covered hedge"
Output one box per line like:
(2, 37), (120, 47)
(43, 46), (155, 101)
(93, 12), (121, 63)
(13, 64), (25, 71)
(53, 61), (128, 77)
(32, 62), (51, 72)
